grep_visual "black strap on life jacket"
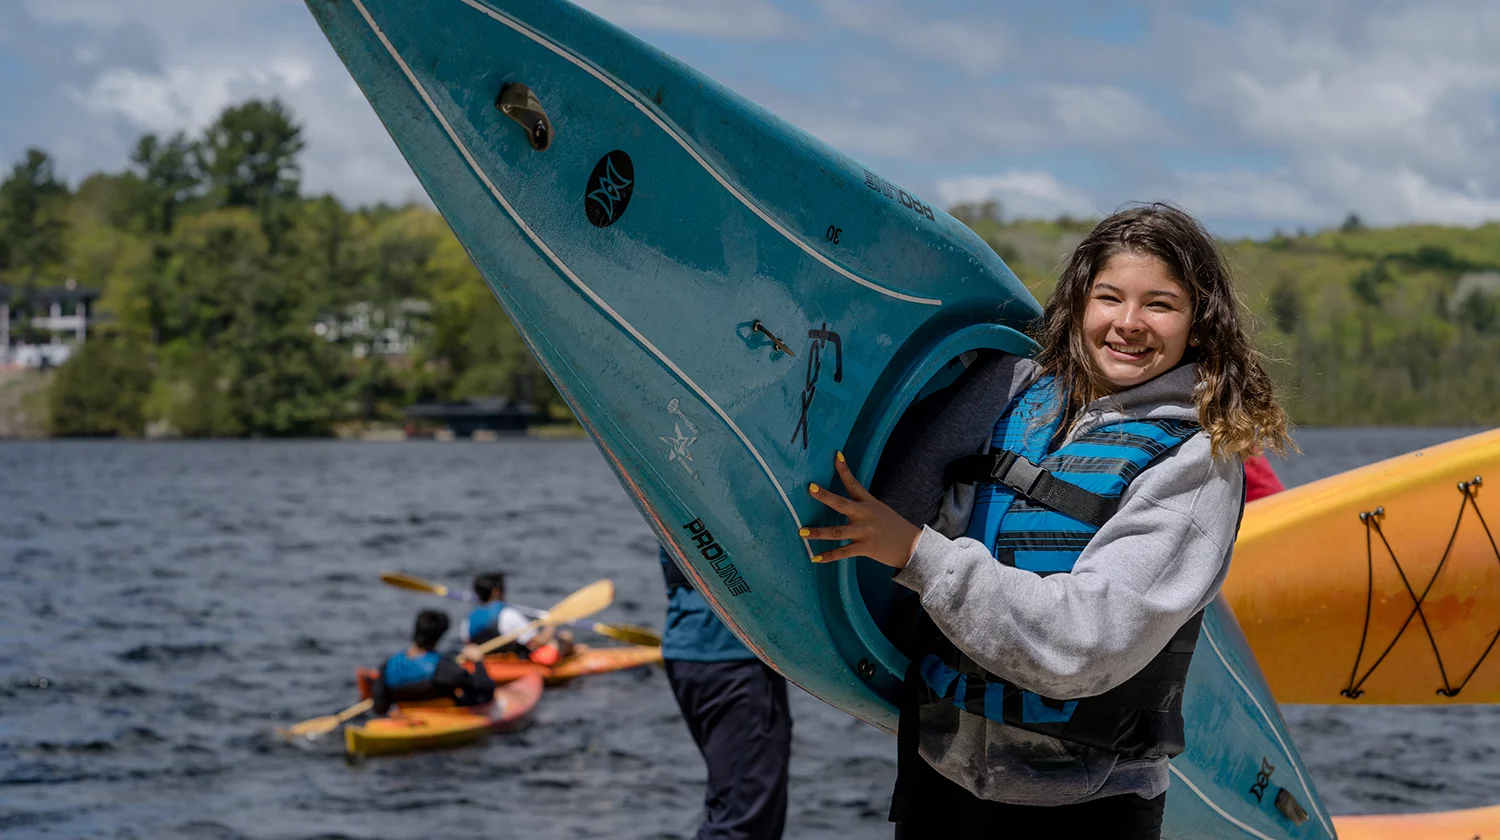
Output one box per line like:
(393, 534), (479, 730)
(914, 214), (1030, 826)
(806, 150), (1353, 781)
(944, 449), (1117, 528)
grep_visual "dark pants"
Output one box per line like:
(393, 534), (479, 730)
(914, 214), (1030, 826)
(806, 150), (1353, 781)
(891, 742), (1165, 839)
(665, 659), (792, 840)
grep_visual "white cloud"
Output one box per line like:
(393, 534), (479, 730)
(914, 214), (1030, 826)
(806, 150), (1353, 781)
(570, 0), (791, 39)
(936, 170), (1098, 220)
(49, 22), (419, 207)
(1156, 169), (1327, 227)
(1162, 1), (1500, 224)
(10, 0), (1500, 232)
(774, 79), (1162, 168)
(1043, 84), (1157, 142)
(815, 0), (1010, 75)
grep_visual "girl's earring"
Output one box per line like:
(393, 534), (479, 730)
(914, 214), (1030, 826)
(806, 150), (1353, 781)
(1189, 336), (1200, 346)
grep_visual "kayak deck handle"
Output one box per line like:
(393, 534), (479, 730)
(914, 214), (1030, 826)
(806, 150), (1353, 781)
(750, 320), (795, 357)
(496, 82), (553, 151)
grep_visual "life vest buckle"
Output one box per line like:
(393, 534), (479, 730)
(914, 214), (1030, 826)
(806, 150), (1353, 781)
(990, 449), (1047, 497)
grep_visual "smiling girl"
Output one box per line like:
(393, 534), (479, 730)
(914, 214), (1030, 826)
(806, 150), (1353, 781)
(803, 204), (1292, 838)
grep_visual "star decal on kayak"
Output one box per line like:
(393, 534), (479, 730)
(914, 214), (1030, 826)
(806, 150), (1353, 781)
(661, 398), (701, 479)
(661, 423), (699, 477)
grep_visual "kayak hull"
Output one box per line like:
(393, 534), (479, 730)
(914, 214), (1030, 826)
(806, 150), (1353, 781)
(1331, 802), (1500, 840)
(344, 674), (543, 758)
(355, 644), (662, 699)
(1228, 429), (1500, 704)
(304, 0), (1040, 734)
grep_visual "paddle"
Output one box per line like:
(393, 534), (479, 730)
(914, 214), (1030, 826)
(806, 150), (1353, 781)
(379, 571), (661, 647)
(281, 699), (372, 739)
(280, 579), (616, 740)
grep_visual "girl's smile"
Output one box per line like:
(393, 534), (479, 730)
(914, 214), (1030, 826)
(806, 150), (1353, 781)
(1083, 252), (1194, 394)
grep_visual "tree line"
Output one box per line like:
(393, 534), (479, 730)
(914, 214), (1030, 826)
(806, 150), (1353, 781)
(6, 99), (1500, 436)
(1, 98), (560, 437)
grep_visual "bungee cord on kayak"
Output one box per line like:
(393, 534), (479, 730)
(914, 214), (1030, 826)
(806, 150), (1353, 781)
(1344, 476), (1497, 699)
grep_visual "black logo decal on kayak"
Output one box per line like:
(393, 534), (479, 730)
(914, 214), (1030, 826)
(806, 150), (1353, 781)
(864, 169), (935, 221)
(682, 519), (751, 596)
(789, 325), (843, 450)
(585, 151), (635, 227)
(1248, 757), (1276, 803)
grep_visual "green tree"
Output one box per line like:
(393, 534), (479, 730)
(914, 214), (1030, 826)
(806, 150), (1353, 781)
(1350, 261), (1394, 308)
(290, 195), (363, 307)
(194, 99), (304, 244)
(47, 338), (154, 437)
(1267, 276), (1302, 333)
(223, 268), (343, 436)
(129, 131), (199, 234)
(1456, 289), (1500, 335)
(0, 148), (70, 281)
(143, 208), (270, 346)
(168, 351), (243, 437)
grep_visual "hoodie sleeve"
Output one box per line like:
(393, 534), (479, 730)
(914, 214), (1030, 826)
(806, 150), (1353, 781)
(893, 433), (1244, 700)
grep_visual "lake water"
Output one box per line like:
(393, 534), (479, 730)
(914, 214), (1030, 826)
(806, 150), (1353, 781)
(1, 427), (1495, 838)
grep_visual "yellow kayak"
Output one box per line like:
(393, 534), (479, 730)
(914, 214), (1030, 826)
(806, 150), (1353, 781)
(1226, 428), (1500, 704)
(344, 674), (543, 758)
(1332, 802), (1500, 839)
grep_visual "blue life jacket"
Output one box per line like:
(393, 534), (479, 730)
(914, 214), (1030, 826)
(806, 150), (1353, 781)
(381, 650), (442, 703)
(465, 601), (507, 646)
(917, 375), (1206, 759)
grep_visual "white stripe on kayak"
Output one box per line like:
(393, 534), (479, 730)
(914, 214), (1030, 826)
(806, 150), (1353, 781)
(454, 0), (943, 307)
(1202, 623), (1335, 837)
(347, 0), (815, 561)
(1168, 765), (1278, 840)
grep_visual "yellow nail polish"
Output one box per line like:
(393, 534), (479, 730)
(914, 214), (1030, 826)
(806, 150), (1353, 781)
(837, 451), (846, 463)
(809, 483), (820, 494)
(798, 528), (811, 537)
(811, 555), (824, 563)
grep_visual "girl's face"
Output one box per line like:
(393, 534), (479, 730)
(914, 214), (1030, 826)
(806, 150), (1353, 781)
(1081, 252), (1194, 394)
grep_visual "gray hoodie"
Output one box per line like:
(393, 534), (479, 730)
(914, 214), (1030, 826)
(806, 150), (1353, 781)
(874, 352), (1245, 806)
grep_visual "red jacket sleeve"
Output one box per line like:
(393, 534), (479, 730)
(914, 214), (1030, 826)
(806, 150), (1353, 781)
(1244, 454), (1285, 502)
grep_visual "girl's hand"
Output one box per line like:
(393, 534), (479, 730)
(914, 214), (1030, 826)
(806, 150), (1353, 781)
(802, 452), (922, 569)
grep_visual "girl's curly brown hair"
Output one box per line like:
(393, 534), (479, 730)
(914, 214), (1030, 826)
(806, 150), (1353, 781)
(1031, 202), (1293, 461)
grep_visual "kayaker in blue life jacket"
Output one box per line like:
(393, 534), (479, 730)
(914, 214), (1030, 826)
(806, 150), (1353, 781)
(460, 571), (574, 666)
(803, 204), (1295, 839)
(371, 609), (495, 715)
(660, 545), (791, 840)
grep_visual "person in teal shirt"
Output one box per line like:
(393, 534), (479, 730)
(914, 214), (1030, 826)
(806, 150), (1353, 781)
(661, 546), (791, 840)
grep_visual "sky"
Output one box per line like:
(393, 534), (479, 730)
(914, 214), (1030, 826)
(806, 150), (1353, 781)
(2, 0), (1499, 238)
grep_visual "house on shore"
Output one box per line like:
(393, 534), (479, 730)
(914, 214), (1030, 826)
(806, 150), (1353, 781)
(403, 397), (541, 438)
(0, 280), (101, 369)
(312, 299), (432, 359)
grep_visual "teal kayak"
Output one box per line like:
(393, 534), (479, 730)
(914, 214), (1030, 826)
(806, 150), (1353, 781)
(305, 1), (1333, 835)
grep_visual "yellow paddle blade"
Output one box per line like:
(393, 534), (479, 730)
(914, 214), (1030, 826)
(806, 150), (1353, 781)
(379, 571), (449, 598)
(281, 699), (373, 738)
(592, 623), (662, 647)
(539, 579), (615, 627)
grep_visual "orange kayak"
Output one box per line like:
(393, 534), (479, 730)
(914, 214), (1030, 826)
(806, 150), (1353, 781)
(1331, 802), (1500, 839)
(1226, 428), (1500, 704)
(344, 674), (543, 758)
(355, 644), (662, 699)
